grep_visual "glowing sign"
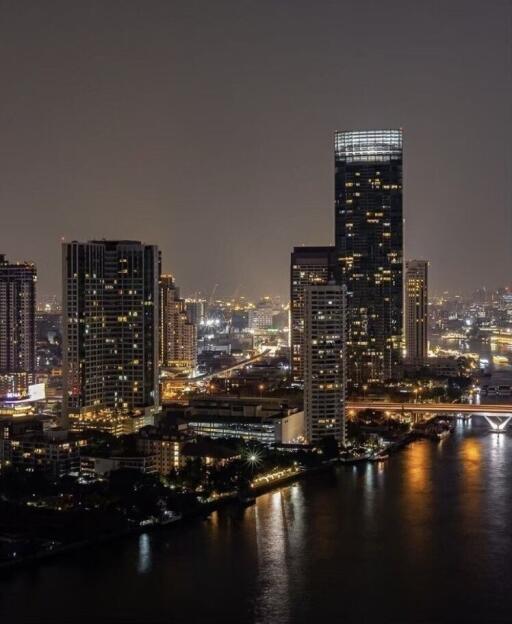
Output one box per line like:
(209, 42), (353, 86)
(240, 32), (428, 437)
(2, 383), (46, 405)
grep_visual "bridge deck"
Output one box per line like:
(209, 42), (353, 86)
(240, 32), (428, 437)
(346, 402), (512, 414)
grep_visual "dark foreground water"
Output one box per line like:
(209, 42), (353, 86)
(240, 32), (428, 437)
(3, 419), (512, 624)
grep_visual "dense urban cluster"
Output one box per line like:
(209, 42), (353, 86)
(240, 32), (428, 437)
(1, 130), (511, 567)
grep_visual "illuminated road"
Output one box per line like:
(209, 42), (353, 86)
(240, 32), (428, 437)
(192, 349), (271, 381)
(346, 401), (512, 414)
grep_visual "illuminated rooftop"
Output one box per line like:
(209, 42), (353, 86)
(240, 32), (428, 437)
(335, 129), (402, 162)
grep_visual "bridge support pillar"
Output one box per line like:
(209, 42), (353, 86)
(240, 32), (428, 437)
(483, 415), (512, 433)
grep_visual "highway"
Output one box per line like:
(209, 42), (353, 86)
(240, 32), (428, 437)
(190, 349), (271, 381)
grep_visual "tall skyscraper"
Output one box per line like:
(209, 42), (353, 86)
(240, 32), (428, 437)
(334, 129), (403, 386)
(303, 282), (346, 445)
(160, 274), (197, 374)
(62, 241), (160, 430)
(0, 255), (37, 398)
(405, 260), (428, 363)
(290, 246), (334, 384)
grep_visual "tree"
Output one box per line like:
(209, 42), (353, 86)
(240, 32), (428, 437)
(318, 436), (339, 460)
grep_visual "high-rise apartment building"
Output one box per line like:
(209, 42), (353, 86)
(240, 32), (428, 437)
(0, 255), (37, 398)
(405, 260), (428, 363)
(334, 129), (403, 386)
(160, 275), (197, 373)
(303, 282), (346, 445)
(185, 299), (206, 327)
(290, 246), (334, 384)
(62, 241), (160, 429)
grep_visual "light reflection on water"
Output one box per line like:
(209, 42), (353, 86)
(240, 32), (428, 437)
(402, 438), (433, 559)
(254, 491), (290, 624)
(5, 422), (512, 624)
(137, 533), (152, 574)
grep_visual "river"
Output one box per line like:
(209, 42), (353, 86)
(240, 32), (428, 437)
(2, 418), (512, 623)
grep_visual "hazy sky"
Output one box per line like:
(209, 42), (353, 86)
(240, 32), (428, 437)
(1, 0), (511, 300)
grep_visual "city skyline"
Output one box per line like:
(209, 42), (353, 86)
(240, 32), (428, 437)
(1, 3), (512, 620)
(1, 1), (511, 300)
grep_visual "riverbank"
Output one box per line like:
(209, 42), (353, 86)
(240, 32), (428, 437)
(5, 420), (511, 624)
(0, 462), (336, 574)
(0, 434), (426, 574)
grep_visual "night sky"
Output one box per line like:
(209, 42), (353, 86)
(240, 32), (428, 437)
(1, 0), (511, 300)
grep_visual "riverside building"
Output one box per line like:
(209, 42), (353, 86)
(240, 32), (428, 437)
(62, 240), (160, 432)
(334, 129), (403, 386)
(303, 282), (346, 445)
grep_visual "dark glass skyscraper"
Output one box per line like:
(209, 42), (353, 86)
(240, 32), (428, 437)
(334, 130), (403, 386)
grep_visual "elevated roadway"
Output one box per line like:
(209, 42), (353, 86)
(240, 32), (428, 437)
(346, 401), (512, 415)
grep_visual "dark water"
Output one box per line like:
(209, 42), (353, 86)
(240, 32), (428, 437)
(3, 419), (512, 624)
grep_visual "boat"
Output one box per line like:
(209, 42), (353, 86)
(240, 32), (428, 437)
(159, 511), (182, 526)
(340, 452), (372, 465)
(370, 454), (389, 462)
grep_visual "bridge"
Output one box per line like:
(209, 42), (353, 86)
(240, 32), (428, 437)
(189, 349), (272, 382)
(346, 401), (512, 432)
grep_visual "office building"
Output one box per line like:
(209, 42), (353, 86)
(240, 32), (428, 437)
(405, 260), (428, 363)
(290, 246), (333, 384)
(303, 283), (346, 445)
(160, 275), (197, 374)
(0, 255), (37, 399)
(248, 300), (274, 331)
(62, 240), (160, 430)
(334, 129), (403, 386)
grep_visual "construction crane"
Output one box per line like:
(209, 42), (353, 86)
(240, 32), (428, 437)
(231, 284), (241, 302)
(208, 283), (219, 307)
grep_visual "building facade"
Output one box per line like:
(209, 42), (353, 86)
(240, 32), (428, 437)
(0, 255), (37, 399)
(248, 300), (274, 332)
(160, 275), (197, 374)
(185, 299), (206, 327)
(303, 283), (346, 445)
(62, 240), (160, 429)
(187, 396), (304, 445)
(334, 129), (403, 386)
(290, 246), (334, 384)
(405, 260), (428, 363)
(1, 428), (83, 477)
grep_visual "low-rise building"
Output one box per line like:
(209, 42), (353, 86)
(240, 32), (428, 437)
(136, 426), (191, 474)
(181, 439), (240, 467)
(69, 409), (155, 437)
(402, 356), (467, 378)
(81, 453), (157, 477)
(187, 397), (304, 445)
(1, 428), (84, 477)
